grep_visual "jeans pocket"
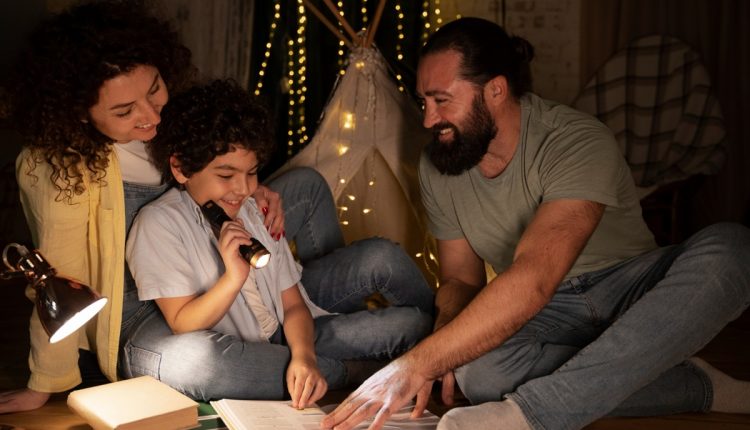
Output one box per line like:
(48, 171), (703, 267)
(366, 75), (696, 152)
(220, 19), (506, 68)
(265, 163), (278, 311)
(125, 344), (161, 379)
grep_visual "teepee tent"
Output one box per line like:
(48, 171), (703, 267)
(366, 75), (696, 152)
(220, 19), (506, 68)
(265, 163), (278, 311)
(270, 0), (437, 283)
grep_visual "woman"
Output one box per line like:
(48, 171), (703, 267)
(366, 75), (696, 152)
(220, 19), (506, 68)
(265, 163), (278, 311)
(1, 0), (432, 413)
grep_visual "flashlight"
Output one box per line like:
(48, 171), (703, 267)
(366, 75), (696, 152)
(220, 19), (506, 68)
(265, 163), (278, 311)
(200, 201), (271, 269)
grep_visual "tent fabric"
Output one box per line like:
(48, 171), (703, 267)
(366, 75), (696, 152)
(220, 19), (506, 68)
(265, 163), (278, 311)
(572, 35), (726, 188)
(270, 47), (437, 283)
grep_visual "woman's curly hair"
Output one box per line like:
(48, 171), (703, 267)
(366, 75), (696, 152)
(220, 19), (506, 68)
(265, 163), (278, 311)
(150, 79), (275, 183)
(9, 0), (195, 201)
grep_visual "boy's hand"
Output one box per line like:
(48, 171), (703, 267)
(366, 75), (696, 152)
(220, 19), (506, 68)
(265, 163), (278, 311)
(252, 185), (285, 241)
(217, 219), (252, 283)
(286, 356), (327, 410)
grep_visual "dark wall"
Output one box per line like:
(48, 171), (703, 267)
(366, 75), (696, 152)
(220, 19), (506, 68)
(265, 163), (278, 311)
(0, 1), (45, 247)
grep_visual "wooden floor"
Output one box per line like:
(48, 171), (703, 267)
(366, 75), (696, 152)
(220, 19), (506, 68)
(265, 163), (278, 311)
(1, 275), (749, 429)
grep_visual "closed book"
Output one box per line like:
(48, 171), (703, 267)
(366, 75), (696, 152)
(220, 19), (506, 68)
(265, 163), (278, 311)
(67, 375), (198, 430)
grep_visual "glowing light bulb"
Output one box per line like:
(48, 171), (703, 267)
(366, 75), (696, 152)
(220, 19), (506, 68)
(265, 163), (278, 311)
(341, 112), (356, 130)
(338, 144), (350, 156)
(362, 208), (372, 214)
(347, 195), (356, 201)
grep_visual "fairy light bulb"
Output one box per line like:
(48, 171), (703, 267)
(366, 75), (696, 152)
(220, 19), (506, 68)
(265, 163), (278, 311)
(341, 111), (356, 129)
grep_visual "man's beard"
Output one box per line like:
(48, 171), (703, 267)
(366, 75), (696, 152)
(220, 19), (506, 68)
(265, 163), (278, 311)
(426, 93), (498, 176)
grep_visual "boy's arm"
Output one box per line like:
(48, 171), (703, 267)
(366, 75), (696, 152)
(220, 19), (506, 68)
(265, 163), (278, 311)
(281, 285), (327, 409)
(156, 219), (253, 333)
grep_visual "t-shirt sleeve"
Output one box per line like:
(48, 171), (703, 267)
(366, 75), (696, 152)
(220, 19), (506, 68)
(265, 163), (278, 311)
(538, 117), (627, 208)
(271, 237), (302, 292)
(419, 152), (464, 240)
(126, 205), (200, 300)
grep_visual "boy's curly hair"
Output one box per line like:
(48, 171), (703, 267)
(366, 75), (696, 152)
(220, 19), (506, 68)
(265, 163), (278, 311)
(150, 79), (275, 182)
(10, 0), (195, 201)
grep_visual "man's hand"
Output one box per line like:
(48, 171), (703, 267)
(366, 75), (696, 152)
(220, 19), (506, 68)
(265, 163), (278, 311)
(0, 388), (51, 413)
(252, 185), (285, 240)
(320, 357), (431, 430)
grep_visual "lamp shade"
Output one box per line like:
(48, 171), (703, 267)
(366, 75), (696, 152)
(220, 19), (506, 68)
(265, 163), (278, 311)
(35, 274), (108, 343)
(3, 244), (107, 343)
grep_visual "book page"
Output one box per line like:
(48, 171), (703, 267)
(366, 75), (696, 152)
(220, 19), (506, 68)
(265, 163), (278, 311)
(211, 399), (439, 430)
(211, 400), (324, 430)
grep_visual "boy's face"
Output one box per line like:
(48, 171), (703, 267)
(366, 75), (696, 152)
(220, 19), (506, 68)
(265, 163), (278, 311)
(170, 145), (259, 219)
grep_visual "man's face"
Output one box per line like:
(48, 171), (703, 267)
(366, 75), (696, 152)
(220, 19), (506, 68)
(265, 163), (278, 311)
(417, 50), (498, 175)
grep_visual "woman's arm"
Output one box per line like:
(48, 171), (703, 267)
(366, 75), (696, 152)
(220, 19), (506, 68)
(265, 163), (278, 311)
(281, 285), (327, 409)
(3, 152), (92, 410)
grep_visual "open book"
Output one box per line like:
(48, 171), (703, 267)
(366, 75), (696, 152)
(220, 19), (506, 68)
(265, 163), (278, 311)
(211, 399), (439, 430)
(67, 376), (199, 430)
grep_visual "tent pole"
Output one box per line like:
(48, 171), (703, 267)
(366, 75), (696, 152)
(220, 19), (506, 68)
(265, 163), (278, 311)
(322, 0), (361, 45)
(364, 0), (386, 48)
(303, 0), (354, 48)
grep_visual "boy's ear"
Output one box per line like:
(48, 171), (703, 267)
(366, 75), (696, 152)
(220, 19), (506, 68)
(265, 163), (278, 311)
(169, 155), (189, 184)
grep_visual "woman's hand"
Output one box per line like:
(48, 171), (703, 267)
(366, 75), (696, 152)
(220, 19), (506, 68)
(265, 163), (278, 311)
(252, 185), (285, 240)
(0, 388), (51, 413)
(286, 356), (327, 410)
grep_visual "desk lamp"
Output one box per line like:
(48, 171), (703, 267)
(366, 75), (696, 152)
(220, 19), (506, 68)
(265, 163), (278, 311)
(2, 243), (107, 343)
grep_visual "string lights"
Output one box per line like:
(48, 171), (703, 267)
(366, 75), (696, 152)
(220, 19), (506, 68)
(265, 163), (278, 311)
(254, 1), (281, 97)
(286, 0), (309, 156)
(336, 1), (347, 75)
(251, 0), (442, 287)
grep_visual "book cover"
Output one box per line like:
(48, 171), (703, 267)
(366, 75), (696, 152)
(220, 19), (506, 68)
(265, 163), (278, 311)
(67, 375), (199, 430)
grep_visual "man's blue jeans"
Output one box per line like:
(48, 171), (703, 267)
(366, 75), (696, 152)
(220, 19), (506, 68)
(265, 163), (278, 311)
(453, 222), (750, 430)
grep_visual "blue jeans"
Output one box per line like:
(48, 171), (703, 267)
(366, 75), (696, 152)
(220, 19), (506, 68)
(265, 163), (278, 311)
(453, 222), (750, 430)
(121, 305), (432, 401)
(119, 168), (434, 399)
(266, 167), (434, 315)
(120, 182), (168, 344)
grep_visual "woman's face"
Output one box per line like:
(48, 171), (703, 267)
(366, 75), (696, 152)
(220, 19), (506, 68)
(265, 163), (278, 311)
(88, 64), (168, 143)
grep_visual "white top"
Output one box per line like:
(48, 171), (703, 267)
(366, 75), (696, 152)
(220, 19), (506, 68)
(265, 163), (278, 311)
(113, 140), (162, 185)
(126, 188), (329, 342)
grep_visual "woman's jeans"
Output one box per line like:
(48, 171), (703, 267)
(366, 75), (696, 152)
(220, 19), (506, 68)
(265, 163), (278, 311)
(452, 222), (750, 430)
(266, 167), (434, 314)
(119, 168), (435, 399)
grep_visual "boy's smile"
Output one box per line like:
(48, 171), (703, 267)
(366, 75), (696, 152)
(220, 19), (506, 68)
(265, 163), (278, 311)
(171, 145), (260, 219)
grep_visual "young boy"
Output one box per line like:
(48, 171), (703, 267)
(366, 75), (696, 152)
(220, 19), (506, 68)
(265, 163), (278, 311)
(124, 80), (432, 406)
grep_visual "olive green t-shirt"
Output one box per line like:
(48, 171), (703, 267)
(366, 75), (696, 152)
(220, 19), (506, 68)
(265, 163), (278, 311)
(419, 93), (657, 279)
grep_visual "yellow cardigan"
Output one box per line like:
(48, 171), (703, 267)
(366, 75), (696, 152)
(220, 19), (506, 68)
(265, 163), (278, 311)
(16, 148), (126, 393)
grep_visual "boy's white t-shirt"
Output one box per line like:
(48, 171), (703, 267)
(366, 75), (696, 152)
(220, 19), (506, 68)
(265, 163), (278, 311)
(126, 187), (328, 342)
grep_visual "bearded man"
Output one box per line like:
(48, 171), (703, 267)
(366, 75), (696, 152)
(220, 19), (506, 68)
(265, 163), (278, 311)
(322, 17), (750, 430)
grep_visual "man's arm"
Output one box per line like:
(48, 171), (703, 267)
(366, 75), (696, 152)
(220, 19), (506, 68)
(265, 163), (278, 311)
(413, 199), (604, 377)
(432, 238), (486, 331)
(322, 198), (604, 430)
